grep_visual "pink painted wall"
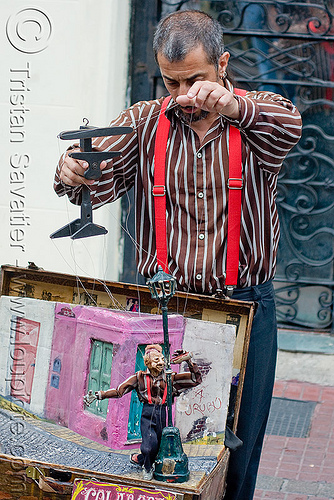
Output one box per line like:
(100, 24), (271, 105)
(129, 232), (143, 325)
(45, 304), (184, 450)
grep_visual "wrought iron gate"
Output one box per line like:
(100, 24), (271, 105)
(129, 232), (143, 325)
(124, 0), (334, 332)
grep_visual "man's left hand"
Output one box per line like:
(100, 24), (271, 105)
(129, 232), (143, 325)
(176, 81), (239, 120)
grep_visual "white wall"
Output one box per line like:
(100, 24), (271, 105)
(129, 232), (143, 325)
(0, 0), (131, 281)
(0, 296), (56, 417)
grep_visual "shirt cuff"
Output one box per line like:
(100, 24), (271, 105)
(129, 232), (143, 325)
(228, 94), (259, 130)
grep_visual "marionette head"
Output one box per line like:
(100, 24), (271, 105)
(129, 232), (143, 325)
(144, 344), (165, 377)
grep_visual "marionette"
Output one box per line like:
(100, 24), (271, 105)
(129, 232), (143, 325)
(84, 344), (202, 480)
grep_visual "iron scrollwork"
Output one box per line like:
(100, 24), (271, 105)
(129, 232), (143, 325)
(214, 0), (334, 37)
(157, 0), (334, 330)
(274, 283), (333, 328)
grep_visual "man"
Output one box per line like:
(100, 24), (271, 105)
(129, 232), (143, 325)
(84, 345), (201, 480)
(54, 10), (302, 499)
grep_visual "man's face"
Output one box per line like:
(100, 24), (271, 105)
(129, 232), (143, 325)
(157, 45), (228, 123)
(145, 350), (165, 376)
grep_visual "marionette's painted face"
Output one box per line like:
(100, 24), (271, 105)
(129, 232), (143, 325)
(145, 350), (165, 376)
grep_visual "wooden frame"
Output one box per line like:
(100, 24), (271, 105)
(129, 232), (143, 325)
(0, 265), (255, 499)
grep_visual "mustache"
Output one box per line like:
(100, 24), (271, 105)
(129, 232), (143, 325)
(175, 104), (209, 123)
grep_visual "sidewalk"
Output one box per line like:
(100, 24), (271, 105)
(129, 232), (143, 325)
(254, 379), (334, 499)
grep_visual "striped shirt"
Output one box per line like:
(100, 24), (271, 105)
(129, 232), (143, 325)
(54, 84), (302, 293)
(100, 365), (202, 405)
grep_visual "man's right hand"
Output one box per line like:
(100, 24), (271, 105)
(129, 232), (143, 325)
(60, 150), (108, 187)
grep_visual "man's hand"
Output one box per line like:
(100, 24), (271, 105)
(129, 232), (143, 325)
(176, 81), (240, 120)
(60, 149), (108, 187)
(83, 390), (98, 407)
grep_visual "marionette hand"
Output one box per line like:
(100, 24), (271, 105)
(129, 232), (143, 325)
(176, 81), (239, 120)
(83, 390), (99, 407)
(60, 149), (108, 187)
(171, 349), (192, 364)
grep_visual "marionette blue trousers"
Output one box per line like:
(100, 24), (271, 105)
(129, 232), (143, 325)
(137, 403), (167, 472)
(224, 280), (278, 500)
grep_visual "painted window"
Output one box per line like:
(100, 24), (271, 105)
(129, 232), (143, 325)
(86, 340), (113, 418)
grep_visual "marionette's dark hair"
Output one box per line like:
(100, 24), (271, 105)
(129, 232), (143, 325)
(153, 10), (225, 69)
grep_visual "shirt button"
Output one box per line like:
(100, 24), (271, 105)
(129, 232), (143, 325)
(196, 274), (202, 280)
(197, 152), (202, 159)
(198, 192), (204, 199)
(198, 233), (205, 240)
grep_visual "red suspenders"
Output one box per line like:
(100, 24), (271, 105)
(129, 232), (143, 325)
(225, 88), (247, 295)
(146, 374), (167, 405)
(152, 89), (247, 295)
(153, 95), (172, 273)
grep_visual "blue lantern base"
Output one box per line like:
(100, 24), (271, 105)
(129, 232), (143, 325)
(154, 426), (190, 483)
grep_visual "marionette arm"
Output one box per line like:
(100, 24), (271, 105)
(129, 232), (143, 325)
(171, 350), (202, 386)
(83, 373), (138, 407)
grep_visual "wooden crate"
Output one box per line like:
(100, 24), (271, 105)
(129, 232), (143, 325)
(0, 265), (255, 500)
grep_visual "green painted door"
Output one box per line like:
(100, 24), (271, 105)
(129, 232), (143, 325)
(87, 340), (113, 418)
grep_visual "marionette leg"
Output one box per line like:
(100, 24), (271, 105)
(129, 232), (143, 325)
(224, 281), (277, 500)
(139, 403), (167, 472)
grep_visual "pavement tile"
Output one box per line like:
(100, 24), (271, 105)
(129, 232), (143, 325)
(273, 380), (288, 397)
(311, 498), (334, 500)
(256, 475), (284, 491)
(285, 437), (308, 449)
(281, 454), (304, 465)
(320, 467), (334, 482)
(318, 482), (334, 497)
(283, 384), (304, 400)
(285, 495), (308, 500)
(300, 385), (322, 402)
(302, 455), (324, 466)
(255, 379), (334, 500)
(276, 469), (299, 480)
(277, 462), (300, 472)
(320, 388), (334, 401)
(253, 494), (264, 500)
(323, 453), (334, 466)
(318, 403), (334, 415)
(262, 492), (286, 499)
(258, 467), (279, 477)
(261, 451), (285, 462)
(265, 435), (288, 449)
(281, 479), (319, 495)
(297, 472), (321, 482)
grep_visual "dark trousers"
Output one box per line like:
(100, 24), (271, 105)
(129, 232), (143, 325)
(224, 280), (278, 500)
(137, 403), (167, 472)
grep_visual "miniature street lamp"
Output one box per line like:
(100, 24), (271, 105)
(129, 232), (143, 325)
(146, 266), (190, 483)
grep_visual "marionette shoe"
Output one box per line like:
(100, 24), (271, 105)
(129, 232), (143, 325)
(130, 453), (141, 467)
(142, 466), (154, 481)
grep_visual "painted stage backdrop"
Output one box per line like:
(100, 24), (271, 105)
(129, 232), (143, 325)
(0, 296), (236, 450)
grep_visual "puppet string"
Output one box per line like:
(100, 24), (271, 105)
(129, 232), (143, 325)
(54, 139), (163, 333)
(51, 113), (211, 429)
(53, 101), (211, 327)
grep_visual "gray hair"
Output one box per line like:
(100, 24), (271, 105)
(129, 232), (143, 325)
(153, 10), (225, 69)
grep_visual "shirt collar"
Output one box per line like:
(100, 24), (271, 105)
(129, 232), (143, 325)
(144, 368), (165, 380)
